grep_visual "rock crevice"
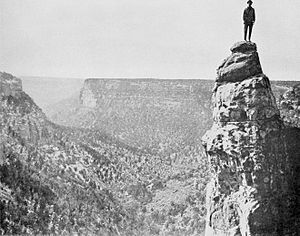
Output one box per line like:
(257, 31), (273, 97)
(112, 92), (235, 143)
(202, 42), (300, 236)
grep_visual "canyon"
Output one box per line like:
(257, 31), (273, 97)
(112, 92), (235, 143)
(1, 42), (299, 235)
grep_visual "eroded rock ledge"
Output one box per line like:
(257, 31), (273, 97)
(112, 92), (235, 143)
(0, 72), (22, 97)
(202, 42), (300, 236)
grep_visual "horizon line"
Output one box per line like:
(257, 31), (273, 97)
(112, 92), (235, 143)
(19, 75), (299, 82)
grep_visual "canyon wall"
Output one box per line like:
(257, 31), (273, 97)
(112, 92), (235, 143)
(202, 42), (300, 236)
(47, 76), (296, 155)
(58, 79), (214, 154)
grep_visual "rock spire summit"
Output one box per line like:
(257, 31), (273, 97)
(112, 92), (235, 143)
(216, 41), (262, 84)
(202, 41), (300, 235)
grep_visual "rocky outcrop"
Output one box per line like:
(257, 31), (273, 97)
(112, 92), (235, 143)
(216, 42), (262, 84)
(0, 72), (22, 97)
(202, 41), (300, 235)
(279, 83), (300, 128)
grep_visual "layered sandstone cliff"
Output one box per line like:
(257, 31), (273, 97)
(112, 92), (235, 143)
(202, 42), (300, 235)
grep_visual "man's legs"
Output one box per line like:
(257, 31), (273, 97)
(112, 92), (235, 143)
(244, 24), (249, 41)
(248, 23), (253, 41)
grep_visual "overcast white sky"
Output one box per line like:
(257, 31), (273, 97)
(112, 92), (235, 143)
(1, 0), (299, 80)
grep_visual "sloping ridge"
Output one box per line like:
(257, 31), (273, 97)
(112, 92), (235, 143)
(202, 42), (300, 236)
(0, 71), (211, 235)
(0, 72), (142, 234)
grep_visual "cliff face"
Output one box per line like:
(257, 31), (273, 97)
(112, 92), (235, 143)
(79, 78), (212, 110)
(0, 72), (46, 146)
(80, 80), (98, 108)
(202, 42), (300, 236)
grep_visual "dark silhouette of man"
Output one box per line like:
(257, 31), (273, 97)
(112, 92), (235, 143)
(243, 0), (255, 41)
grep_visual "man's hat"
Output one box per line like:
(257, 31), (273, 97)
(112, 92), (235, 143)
(247, 0), (253, 3)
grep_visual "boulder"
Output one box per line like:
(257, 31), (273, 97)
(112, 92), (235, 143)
(217, 41), (263, 83)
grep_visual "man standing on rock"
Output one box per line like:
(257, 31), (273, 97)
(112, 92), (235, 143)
(243, 0), (255, 41)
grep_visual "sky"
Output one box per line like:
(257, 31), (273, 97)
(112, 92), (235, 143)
(1, 0), (300, 80)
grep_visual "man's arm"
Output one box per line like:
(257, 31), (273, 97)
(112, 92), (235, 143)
(253, 9), (256, 23)
(243, 9), (246, 22)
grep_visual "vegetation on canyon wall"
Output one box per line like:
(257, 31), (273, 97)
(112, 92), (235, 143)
(1, 68), (299, 235)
